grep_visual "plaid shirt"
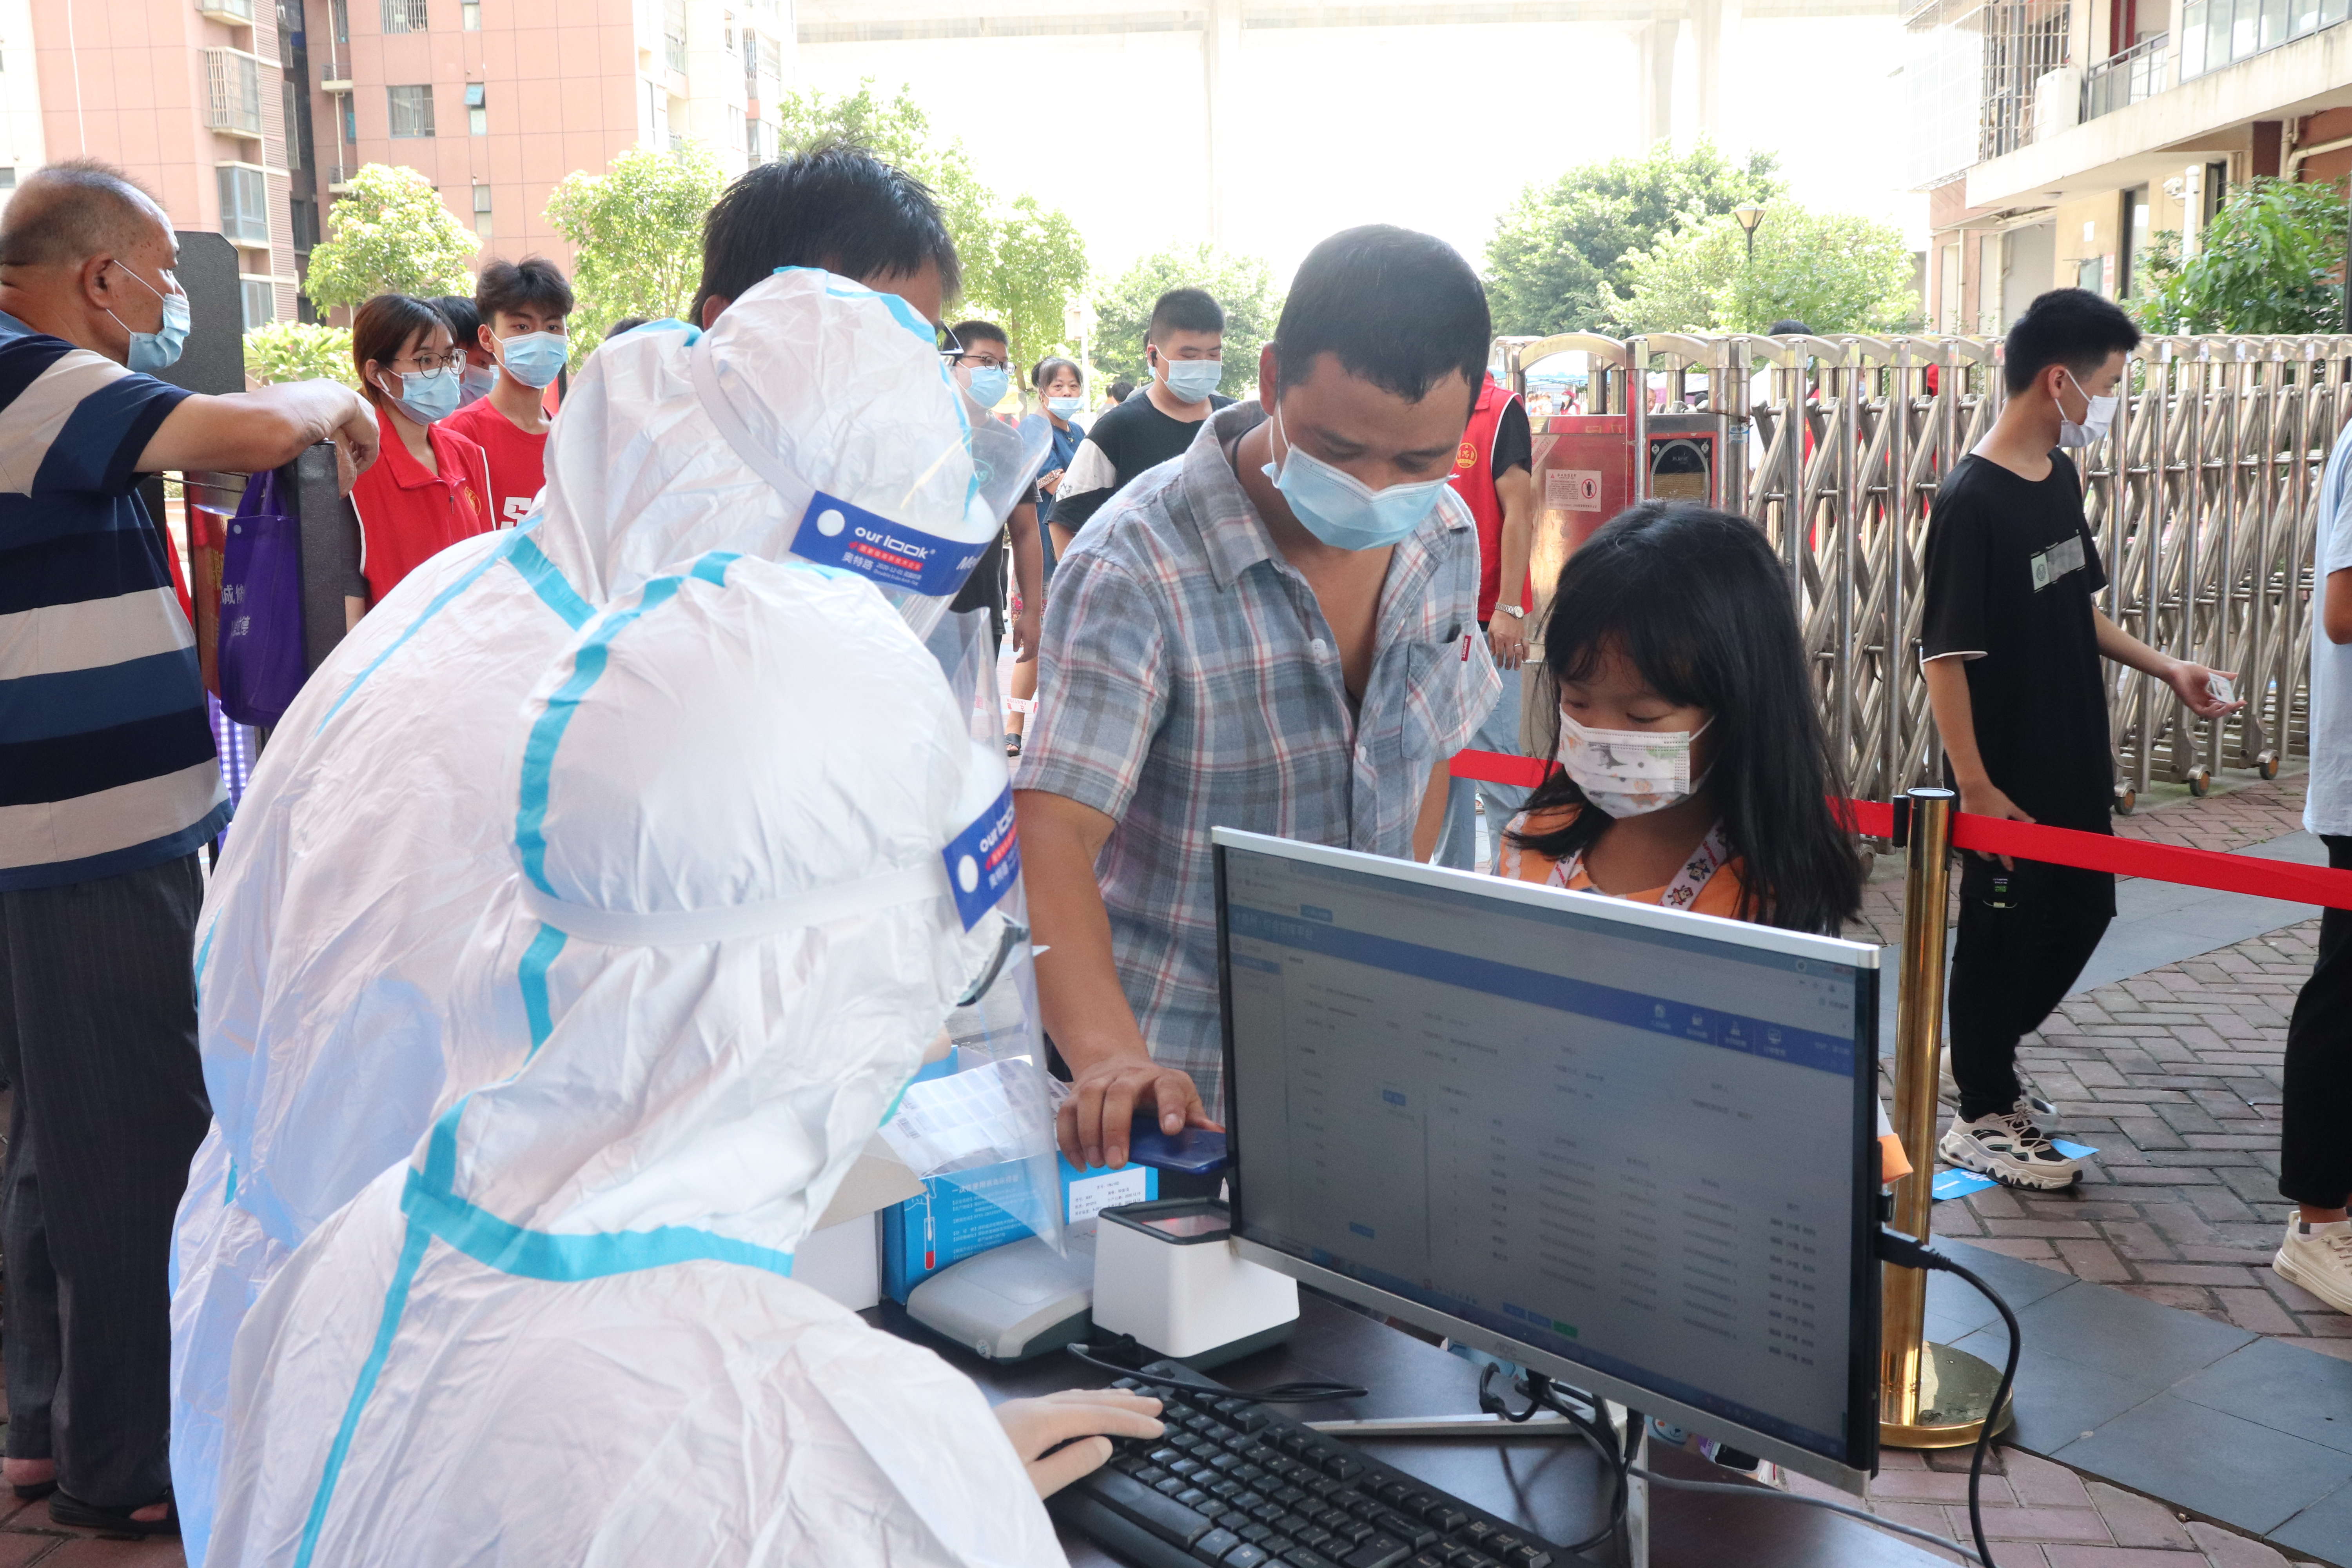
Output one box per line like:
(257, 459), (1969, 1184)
(1021, 402), (1499, 1105)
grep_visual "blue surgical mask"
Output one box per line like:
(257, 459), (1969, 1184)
(964, 365), (1010, 408)
(459, 364), (497, 405)
(107, 262), (189, 374)
(497, 330), (568, 390)
(379, 365), (461, 425)
(1261, 405), (1455, 552)
(1046, 395), (1084, 419)
(1160, 356), (1223, 403)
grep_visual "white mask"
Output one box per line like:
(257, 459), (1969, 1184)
(2056, 368), (2117, 448)
(1555, 709), (1712, 819)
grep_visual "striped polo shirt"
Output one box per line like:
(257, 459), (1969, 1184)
(0, 309), (224, 891)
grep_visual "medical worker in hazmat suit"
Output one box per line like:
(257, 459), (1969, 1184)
(172, 149), (1047, 1562)
(207, 554), (1161, 1567)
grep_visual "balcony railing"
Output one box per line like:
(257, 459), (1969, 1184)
(1978, 0), (2073, 162)
(2180, 0), (2349, 78)
(197, 0), (256, 23)
(204, 48), (263, 136)
(2082, 31), (2169, 119)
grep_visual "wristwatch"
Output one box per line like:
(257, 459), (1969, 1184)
(1492, 604), (1526, 620)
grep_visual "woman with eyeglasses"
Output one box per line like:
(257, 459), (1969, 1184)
(346, 293), (494, 612)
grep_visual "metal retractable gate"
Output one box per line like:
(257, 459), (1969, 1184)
(1497, 330), (2352, 806)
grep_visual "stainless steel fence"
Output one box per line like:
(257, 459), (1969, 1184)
(1501, 332), (2352, 809)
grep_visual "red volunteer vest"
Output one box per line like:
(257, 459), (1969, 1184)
(1450, 373), (1526, 622)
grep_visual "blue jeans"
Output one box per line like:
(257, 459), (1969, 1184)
(1435, 663), (1530, 872)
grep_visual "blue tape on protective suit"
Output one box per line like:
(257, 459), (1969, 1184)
(941, 785), (1019, 931)
(791, 489), (988, 597)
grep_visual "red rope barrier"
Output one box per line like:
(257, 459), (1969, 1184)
(1448, 748), (2352, 912)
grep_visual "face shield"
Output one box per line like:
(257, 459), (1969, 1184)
(688, 268), (1052, 642)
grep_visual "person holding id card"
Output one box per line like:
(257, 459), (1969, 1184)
(1919, 288), (2241, 1192)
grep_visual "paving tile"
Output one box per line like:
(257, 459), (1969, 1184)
(2004, 1449), (2095, 1508)
(2041, 1548), (2223, 1567)
(0, 1535), (62, 1568)
(1947, 1336), (2161, 1453)
(2268, 1476), (2352, 1564)
(1963, 1505), (2114, 1542)
(2186, 1519), (2298, 1568)
(1871, 1466), (1984, 1501)
(2081, 1481), (2196, 1548)
(2172, 1336), (2352, 1456)
(2054, 1393), (2351, 1537)
(34, 1541), (183, 1566)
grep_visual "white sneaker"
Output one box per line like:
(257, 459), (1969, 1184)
(2274, 1218), (2352, 1317)
(1939, 1111), (2082, 1191)
(1938, 1048), (2060, 1129)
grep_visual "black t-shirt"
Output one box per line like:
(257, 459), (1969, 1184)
(1045, 390), (1236, 533)
(1490, 398), (1532, 478)
(1919, 451), (2113, 837)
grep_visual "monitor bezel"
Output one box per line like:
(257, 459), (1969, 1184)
(1212, 827), (1882, 1494)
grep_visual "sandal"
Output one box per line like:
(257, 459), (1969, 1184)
(10, 1479), (53, 1502)
(49, 1489), (178, 1537)
(1004, 731), (1023, 758)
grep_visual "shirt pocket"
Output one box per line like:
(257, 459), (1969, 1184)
(1359, 638), (1452, 820)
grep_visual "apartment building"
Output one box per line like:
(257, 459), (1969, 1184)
(1902, 0), (2352, 332)
(304, 0), (791, 284)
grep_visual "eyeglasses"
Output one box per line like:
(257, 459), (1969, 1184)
(947, 352), (1011, 372)
(392, 351), (460, 375)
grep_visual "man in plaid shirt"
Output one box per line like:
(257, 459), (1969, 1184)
(1017, 226), (1500, 1172)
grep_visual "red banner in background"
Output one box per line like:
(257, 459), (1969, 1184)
(1447, 748), (2352, 912)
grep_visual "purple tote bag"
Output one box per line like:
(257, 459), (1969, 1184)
(216, 468), (306, 728)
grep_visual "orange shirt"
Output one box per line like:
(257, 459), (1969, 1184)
(351, 421), (493, 604)
(440, 397), (548, 529)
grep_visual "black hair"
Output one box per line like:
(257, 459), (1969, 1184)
(475, 255), (574, 322)
(1271, 225), (1489, 414)
(1767, 318), (1812, 336)
(1147, 287), (1223, 343)
(2002, 287), (2140, 395)
(432, 294), (482, 347)
(1107, 379), (1135, 403)
(691, 143), (960, 326)
(1032, 355), (1082, 391)
(1507, 502), (1861, 936)
(604, 315), (650, 341)
(949, 318), (1007, 351)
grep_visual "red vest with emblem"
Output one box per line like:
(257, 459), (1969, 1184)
(1450, 373), (1525, 622)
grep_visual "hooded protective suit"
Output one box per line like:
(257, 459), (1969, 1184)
(207, 555), (1065, 1567)
(172, 269), (1033, 1564)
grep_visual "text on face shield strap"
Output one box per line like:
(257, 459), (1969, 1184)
(792, 489), (989, 596)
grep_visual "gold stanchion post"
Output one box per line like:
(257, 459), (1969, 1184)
(1881, 787), (2014, 1448)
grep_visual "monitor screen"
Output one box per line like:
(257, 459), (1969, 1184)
(1216, 831), (1880, 1484)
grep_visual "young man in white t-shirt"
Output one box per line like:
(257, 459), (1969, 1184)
(2278, 419), (2352, 1317)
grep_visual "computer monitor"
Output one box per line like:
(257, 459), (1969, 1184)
(1214, 829), (1882, 1492)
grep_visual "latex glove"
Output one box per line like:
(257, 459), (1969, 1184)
(995, 1389), (1166, 1497)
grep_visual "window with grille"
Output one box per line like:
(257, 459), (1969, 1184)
(332, 0), (348, 40)
(387, 84), (434, 137)
(218, 165), (269, 245)
(205, 50), (263, 135)
(465, 82), (485, 134)
(663, 0), (686, 69)
(241, 278), (276, 329)
(472, 183), (491, 241)
(461, 0), (479, 25)
(381, 0), (428, 32)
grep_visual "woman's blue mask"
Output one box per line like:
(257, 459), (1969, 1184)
(1045, 395), (1084, 419)
(1261, 406), (1454, 552)
(381, 365), (461, 426)
(965, 365), (1010, 408)
(108, 262), (189, 375)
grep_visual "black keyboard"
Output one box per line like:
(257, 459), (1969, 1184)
(1049, 1359), (1572, 1568)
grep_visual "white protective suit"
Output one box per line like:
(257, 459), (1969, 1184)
(207, 556), (1066, 1567)
(172, 269), (1010, 1564)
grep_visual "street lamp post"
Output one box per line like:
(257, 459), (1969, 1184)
(1733, 203), (1767, 266)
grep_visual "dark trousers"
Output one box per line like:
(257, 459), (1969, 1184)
(0, 853), (211, 1507)
(2280, 834), (2352, 1209)
(1947, 855), (2112, 1124)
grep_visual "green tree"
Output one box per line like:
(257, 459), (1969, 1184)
(243, 321), (357, 388)
(303, 164), (478, 314)
(1600, 200), (1918, 336)
(772, 80), (1088, 371)
(1483, 141), (1785, 337)
(1089, 243), (1282, 396)
(2131, 176), (2348, 335)
(544, 142), (726, 362)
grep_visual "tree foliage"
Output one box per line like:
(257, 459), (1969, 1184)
(773, 80), (1089, 372)
(544, 142), (726, 361)
(1601, 200), (1918, 336)
(304, 164), (478, 314)
(2131, 177), (2348, 336)
(1088, 243), (1282, 396)
(1483, 141), (1785, 337)
(243, 321), (356, 388)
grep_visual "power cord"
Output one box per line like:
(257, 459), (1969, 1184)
(1064, 1336), (1369, 1405)
(1505, 1226), (2020, 1568)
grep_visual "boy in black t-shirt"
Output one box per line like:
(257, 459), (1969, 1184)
(1920, 288), (2241, 1191)
(1045, 287), (1234, 552)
